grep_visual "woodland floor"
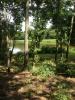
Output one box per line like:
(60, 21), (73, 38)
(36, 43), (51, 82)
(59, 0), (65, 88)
(0, 70), (75, 100)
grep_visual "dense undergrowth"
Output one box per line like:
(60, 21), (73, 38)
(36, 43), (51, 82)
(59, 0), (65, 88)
(11, 52), (75, 77)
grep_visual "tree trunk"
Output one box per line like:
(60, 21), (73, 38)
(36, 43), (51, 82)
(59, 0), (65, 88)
(10, 37), (15, 63)
(66, 15), (74, 61)
(24, 0), (30, 68)
(6, 35), (10, 73)
(55, 29), (59, 61)
(60, 39), (63, 61)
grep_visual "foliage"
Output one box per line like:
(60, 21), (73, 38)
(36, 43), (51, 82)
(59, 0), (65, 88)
(52, 90), (72, 100)
(15, 32), (24, 40)
(0, 0), (23, 65)
(44, 29), (56, 39)
(56, 63), (75, 77)
(38, 46), (66, 54)
(14, 52), (24, 66)
(0, 0), (75, 72)
(56, 81), (72, 89)
(32, 61), (56, 78)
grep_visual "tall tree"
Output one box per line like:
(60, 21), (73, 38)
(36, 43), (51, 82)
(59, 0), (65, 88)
(24, 0), (30, 68)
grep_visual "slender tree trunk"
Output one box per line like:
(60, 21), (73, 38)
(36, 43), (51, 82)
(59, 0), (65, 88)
(10, 37), (15, 63)
(24, 0), (30, 68)
(66, 15), (74, 61)
(3, 2), (10, 72)
(55, 29), (59, 61)
(60, 39), (63, 60)
(6, 35), (10, 73)
(55, 0), (61, 62)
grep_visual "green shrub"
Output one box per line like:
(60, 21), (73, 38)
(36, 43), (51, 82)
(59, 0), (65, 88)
(14, 52), (24, 66)
(38, 46), (65, 54)
(66, 64), (75, 76)
(32, 61), (56, 78)
(52, 90), (72, 100)
(56, 81), (72, 89)
(56, 63), (75, 77)
(56, 63), (67, 74)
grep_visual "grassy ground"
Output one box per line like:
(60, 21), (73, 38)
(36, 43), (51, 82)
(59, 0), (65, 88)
(11, 39), (75, 61)
(10, 39), (56, 50)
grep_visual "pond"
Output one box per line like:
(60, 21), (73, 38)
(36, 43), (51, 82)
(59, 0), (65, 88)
(9, 47), (22, 54)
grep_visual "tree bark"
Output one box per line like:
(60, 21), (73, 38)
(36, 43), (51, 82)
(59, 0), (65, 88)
(24, 0), (30, 68)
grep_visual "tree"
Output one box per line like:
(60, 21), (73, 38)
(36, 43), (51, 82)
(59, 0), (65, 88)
(0, 0), (23, 69)
(24, 0), (30, 68)
(50, 0), (75, 62)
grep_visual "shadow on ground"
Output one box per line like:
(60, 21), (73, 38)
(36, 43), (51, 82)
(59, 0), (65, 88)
(0, 71), (75, 100)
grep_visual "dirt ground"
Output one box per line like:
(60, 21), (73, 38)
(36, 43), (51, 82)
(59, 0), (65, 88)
(0, 71), (75, 100)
